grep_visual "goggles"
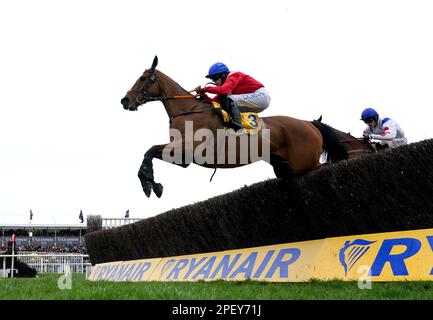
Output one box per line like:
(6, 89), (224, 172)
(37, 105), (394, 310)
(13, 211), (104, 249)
(210, 74), (221, 82)
(363, 117), (376, 124)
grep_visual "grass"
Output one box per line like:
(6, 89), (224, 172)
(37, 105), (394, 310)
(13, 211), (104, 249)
(1, 274), (433, 300)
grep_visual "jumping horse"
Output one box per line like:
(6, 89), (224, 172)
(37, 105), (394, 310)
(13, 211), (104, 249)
(120, 56), (370, 198)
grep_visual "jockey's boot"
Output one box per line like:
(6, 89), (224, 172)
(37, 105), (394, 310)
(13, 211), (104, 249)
(228, 103), (243, 131)
(212, 106), (225, 123)
(220, 95), (243, 131)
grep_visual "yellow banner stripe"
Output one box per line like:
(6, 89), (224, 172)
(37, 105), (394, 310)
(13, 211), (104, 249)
(89, 228), (433, 282)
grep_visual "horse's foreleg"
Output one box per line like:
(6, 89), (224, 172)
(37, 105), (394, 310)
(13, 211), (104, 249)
(138, 144), (167, 198)
(270, 155), (294, 180)
(138, 143), (191, 198)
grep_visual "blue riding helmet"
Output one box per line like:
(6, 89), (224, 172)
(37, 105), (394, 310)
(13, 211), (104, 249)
(360, 108), (379, 120)
(206, 62), (230, 78)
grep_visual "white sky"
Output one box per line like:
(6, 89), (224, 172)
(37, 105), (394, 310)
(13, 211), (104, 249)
(1, 0), (433, 225)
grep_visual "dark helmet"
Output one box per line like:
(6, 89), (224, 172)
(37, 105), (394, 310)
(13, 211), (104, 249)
(206, 62), (230, 79)
(360, 108), (379, 121)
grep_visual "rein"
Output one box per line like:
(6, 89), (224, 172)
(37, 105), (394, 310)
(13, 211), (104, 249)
(132, 69), (214, 122)
(137, 95), (198, 103)
(338, 138), (364, 144)
(135, 72), (199, 104)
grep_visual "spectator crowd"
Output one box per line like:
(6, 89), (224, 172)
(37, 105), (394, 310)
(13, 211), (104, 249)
(1, 244), (87, 254)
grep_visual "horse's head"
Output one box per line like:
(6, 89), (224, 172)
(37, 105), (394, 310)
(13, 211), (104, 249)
(121, 56), (162, 111)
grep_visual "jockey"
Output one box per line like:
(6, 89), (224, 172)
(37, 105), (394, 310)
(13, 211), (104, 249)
(360, 107), (407, 148)
(196, 62), (271, 130)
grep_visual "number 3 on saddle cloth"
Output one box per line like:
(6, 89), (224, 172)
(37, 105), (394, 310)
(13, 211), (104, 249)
(212, 102), (262, 135)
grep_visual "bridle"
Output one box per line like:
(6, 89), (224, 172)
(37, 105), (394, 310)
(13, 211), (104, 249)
(130, 70), (212, 122)
(133, 69), (159, 105)
(131, 70), (203, 104)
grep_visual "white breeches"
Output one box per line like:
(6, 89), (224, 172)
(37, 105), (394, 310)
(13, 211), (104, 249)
(228, 87), (271, 113)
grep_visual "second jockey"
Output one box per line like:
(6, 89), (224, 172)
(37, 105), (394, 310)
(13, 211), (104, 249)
(196, 62), (271, 131)
(360, 107), (407, 148)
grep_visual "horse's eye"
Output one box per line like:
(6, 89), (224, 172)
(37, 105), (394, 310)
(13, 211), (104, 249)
(139, 76), (146, 82)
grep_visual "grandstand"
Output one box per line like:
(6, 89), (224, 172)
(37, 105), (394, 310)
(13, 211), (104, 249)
(1, 217), (143, 253)
(1, 223), (87, 254)
(0, 217), (143, 277)
(0, 217), (142, 277)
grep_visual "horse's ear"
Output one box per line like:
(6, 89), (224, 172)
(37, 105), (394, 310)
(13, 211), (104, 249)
(150, 55), (158, 71)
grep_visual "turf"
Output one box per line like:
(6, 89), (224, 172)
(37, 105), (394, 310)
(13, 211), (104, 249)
(1, 274), (433, 300)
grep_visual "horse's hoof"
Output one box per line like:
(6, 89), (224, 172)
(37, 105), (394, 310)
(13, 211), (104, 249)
(143, 182), (152, 198)
(152, 182), (163, 198)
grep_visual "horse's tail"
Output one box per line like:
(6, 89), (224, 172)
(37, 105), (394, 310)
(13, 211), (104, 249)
(311, 120), (348, 163)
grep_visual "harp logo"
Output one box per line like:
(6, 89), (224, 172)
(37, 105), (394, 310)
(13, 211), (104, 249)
(339, 239), (376, 276)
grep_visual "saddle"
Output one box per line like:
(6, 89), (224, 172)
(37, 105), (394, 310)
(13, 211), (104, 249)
(211, 102), (262, 134)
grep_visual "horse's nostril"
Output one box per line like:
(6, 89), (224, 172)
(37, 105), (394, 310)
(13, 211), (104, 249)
(121, 97), (129, 108)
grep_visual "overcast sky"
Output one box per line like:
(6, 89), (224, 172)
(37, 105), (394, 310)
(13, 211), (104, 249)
(1, 0), (433, 225)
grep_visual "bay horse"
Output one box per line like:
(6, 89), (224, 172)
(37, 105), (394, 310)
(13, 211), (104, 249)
(120, 56), (353, 198)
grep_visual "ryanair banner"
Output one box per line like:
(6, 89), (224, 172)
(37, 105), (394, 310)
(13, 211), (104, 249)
(88, 228), (433, 282)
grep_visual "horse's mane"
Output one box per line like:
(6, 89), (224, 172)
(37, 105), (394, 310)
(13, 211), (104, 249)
(314, 116), (373, 158)
(155, 70), (195, 97)
(311, 118), (348, 163)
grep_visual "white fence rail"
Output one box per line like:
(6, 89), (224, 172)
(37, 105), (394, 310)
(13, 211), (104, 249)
(1, 253), (91, 277)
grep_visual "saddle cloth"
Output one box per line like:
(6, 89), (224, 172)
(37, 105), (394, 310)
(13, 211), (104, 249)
(212, 102), (262, 133)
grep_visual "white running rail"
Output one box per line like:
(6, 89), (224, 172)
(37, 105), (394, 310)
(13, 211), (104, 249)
(1, 253), (91, 277)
